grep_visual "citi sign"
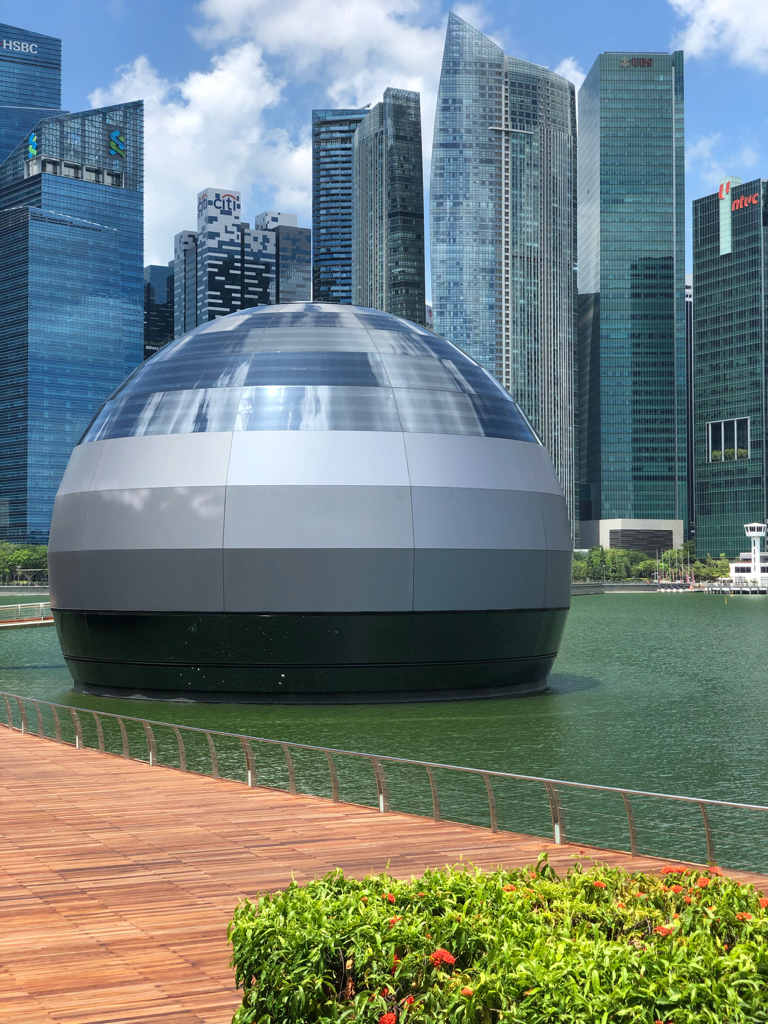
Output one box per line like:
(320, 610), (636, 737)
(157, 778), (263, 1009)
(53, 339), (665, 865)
(1, 39), (39, 53)
(198, 193), (238, 216)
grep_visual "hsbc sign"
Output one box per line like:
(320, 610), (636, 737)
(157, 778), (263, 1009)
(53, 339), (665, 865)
(1, 39), (39, 53)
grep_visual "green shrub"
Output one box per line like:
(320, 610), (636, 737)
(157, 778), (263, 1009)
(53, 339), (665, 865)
(228, 856), (767, 1023)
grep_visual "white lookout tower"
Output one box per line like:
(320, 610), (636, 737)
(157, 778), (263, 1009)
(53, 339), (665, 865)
(728, 523), (768, 584)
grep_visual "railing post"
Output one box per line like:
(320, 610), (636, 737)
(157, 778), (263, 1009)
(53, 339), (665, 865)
(2, 694), (14, 729)
(282, 744), (297, 794)
(173, 727), (187, 772)
(240, 737), (255, 786)
(91, 711), (105, 754)
(699, 802), (717, 865)
(32, 700), (45, 738)
(483, 773), (498, 832)
(116, 717), (130, 758)
(544, 781), (566, 845)
(205, 732), (219, 779)
(621, 792), (639, 855)
(141, 721), (157, 766)
(70, 709), (83, 749)
(325, 751), (340, 803)
(51, 706), (62, 743)
(15, 696), (28, 734)
(426, 766), (441, 822)
(371, 757), (389, 813)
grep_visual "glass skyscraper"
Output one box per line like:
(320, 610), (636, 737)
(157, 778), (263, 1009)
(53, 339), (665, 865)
(0, 23), (64, 163)
(254, 211), (312, 303)
(312, 106), (369, 303)
(692, 177), (767, 557)
(578, 52), (687, 550)
(144, 263), (174, 359)
(0, 101), (144, 542)
(430, 13), (577, 528)
(352, 88), (425, 325)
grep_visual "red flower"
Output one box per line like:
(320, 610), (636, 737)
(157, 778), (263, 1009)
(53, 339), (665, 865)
(417, 892), (426, 897)
(361, 896), (368, 902)
(461, 987), (474, 997)
(723, 944), (729, 950)
(405, 995), (415, 1005)
(684, 896), (692, 904)
(381, 986), (389, 996)
(391, 954), (401, 973)
(671, 885), (684, 893)
(503, 884), (516, 892)
(593, 880), (606, 889)
(379, 1014), (397, 1024)
(429, 948), (456, 968)
(616, 901), (626, 908)
(635, 892), (646, 898)
(672, 913), (680, 919)
(389, 916), (402, 928)
(759, 898), (768, 909)
(660, 866), (678, 875)
(709, 866), (723, 876)
(654, 926), (674, 936)
(735, 912), (753, 921)
(385, 893), (396, 903)
(697, 877), (711, 888)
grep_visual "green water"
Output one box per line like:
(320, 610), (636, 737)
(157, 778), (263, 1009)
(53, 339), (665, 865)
(2, 594), (766, 870)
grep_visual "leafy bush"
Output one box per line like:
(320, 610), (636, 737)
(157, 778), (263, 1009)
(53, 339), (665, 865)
(228, 856), (767, 1023)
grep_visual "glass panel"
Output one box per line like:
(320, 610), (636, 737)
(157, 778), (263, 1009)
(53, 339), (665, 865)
(80, 399), (123, 443)
(709, 421), (722, 461)
(368, 329), (457, 358)
(251, 328), (377, 352)
(736, 418), (749, 458)
(235, 386), (401, 432)
(119, 332), (259, 395)
(264, 310), (362, 328)
(442, 358), (510, 397)
(87, 388), (241, 440)
(245, 352), (389, 387)
(394, 389), (536, 442)
(354, 312), (403, 330)
(381, 354), (462, 391)
(723, 419), (735, 460)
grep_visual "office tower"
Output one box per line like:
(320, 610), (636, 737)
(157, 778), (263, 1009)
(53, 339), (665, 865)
(352, 88), (425, 325)
(173, 230), (198, 337)
(578, 51), (686, 555)
(692, 177), (767, 557)
(430, 13), (577, 529)
(144, 264), (174, 359)
(312, 106), (369, 303)
(254, 211), (311, 303)
(0, 101), (144, 542)
(0, 23), (65, 163)
(685, 277), (694, 543)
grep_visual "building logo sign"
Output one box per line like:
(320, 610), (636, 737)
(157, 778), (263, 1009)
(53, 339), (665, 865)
(620, 56), (654, 68)
(28, 132), (37, 159)
(109, 129), (126, 158)
(197, 192), (239, 216)
(732, 193), (760, 210)
(718, 181), (731, 200)
(1, 39), (39, 53)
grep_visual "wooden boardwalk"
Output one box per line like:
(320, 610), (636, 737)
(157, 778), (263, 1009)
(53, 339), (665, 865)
(1, 729), (766, 1024)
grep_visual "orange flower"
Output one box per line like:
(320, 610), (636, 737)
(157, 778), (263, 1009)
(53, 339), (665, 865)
(735, 912), (753, 921)
(503, 884), (516, 892)
(404, 995), (415, 1005)
(654, 926), (674, 936)
(635, 892), (646, 898)
(660, 866), (678, 875)
(697, 877), (711, 889)
(684, 896), (692, 904)
(723, 944), (729, 950)
(593, 880), (607, 889)
(461, 987), (474, 997)
(759, 898), (768, 909)
(417, 892), (426, 897)
(709, 866), (723, 876)
(388, 916), (402, 928)
(672, 913), (680, 919)
(671, 885), (684, 893)
(429, 948), (456, 968)
(616, 901), (626, 908)
(385, 893), (396, 903)
(379, 1014), (397, 1024)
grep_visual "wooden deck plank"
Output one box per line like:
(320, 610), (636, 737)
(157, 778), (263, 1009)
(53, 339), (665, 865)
(1, 728), (765, 1024)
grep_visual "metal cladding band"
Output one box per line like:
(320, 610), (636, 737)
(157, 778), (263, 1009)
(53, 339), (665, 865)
(48, 303), (573, 702)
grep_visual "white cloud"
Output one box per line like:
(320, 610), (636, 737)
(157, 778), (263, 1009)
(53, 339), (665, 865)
(90, 0), (452, 264)
(669, 0), (768, 71)
(685, 132), (762, 198)
(554, 57), (585, 91)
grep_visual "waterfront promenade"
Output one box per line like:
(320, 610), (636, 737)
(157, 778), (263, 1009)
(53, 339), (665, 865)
(2, 729), (766, 1024)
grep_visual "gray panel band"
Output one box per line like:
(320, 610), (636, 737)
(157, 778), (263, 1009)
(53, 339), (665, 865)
(57, 440), (105, 496)
(403, 432), (539, 490)
(411, 487), (547, 550)
(48, 492), (89, 553)
(413, 549), (548, 611)
(90, 432), (233, 489)
(82, 487), (226, 550)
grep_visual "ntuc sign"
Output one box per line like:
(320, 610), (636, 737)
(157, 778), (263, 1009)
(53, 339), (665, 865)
(732, 193), (760, 211)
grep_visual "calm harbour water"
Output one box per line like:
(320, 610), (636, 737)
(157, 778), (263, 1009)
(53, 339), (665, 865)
(2, 593), (766, 870)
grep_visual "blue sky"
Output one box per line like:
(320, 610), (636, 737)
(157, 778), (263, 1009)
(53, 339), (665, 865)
(6, 0), (766, 274)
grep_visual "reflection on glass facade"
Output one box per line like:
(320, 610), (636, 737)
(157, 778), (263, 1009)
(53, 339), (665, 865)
(353, 88), (425, 325)
(577, 51), (686, 531)
(0, 22), (65, 163)
(312, 107), (369, 303)
(430, 13), (577, 530)
(0, 101), (144, 542)
(144, 263), (174, 359)
(692, 178), (767, 557)
(81, 303), (537, 446)
(254, 211), (312, 303)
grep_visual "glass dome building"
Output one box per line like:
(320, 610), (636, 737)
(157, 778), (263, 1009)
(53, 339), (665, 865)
(48, 303), (572, 701)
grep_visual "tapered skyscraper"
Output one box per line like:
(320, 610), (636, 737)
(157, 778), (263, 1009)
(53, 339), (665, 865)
(430, 14), (577, 530)
(352, 88), (425, 325)
(578, 52), (686, 553)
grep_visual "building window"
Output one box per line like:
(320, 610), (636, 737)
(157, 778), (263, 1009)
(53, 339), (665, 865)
(106, 171), (123, 187)
(84, 166), (102, 183)
(708, 417), (750, 462)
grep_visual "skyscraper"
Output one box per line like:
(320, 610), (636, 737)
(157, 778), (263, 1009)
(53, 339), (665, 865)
(0, 23), (65, 163)
(254, 211), (312, 303)
(144, 264), (174, 359)
(430, 13), (577, 528)
(692, 177), (767, 557)
(312, 106), (369, 303)
(0, 101), (144, 542)
(352, 88), (425, 325)
(578, 52), (686, 554)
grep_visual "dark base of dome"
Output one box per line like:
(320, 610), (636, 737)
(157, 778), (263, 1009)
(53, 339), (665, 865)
(54, 607), (568, 704)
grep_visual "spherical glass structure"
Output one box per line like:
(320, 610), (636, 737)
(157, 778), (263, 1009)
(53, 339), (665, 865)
(49, 303), (572, 702)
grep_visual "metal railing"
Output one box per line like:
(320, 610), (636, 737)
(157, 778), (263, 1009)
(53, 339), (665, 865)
(2, 691), (767, 873)
(0, 602), (52, 622)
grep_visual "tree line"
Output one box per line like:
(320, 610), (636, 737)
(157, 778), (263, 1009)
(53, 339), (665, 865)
(573, 544), (730, 583)
(0, 542), (49, 583)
